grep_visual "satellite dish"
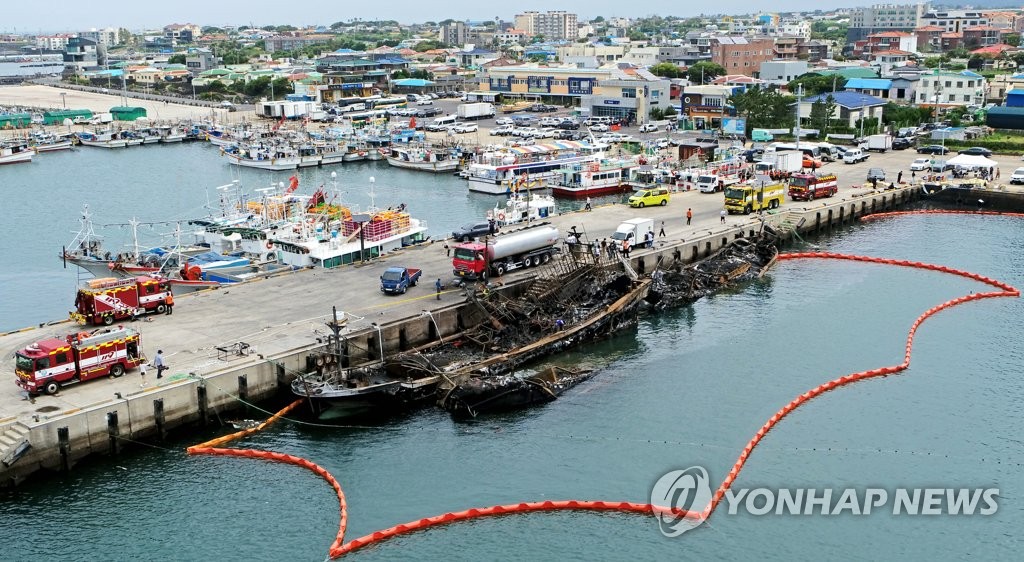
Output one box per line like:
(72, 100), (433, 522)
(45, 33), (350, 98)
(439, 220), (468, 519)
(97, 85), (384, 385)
(62, 118), (73, 126)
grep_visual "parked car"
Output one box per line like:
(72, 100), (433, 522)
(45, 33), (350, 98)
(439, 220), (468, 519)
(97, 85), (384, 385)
(453, 123), (478, 133)
(539, 117), (562, 127)
(867, 168), (887, 182)
(417, 98), (434, 105)
(590, 123), (609, 132)
(556, 120), (580, 130)
(554, 130), (575, 140)
(490, 125), (514, 136)
(891, 137), (912, 150)
(910, 158), (931, 171)
(930, 160), (954, 172)
(639, 123), (659, 133)
(1010, 167), (1024, 184)
(958, 146), (992, 157)
(452, 221), (497, 242)
(842, 149), (868, 164)
(917, 144), (950, 155)
(495, 117), (514, 126)
(536, 128), (557, 138)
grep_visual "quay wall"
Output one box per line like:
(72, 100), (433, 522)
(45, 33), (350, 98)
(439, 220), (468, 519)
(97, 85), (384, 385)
(0, 187), (921, 487)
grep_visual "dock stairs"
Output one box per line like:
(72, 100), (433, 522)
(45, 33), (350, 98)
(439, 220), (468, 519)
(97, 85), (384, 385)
(0, 421), (31, 468)
(773, 210), (806, 235)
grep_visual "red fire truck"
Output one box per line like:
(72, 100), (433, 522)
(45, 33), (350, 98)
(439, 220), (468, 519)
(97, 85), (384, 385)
(14, 326), (143, 395)
(74, 276), (172, 325)
(788, 173), (838, 201)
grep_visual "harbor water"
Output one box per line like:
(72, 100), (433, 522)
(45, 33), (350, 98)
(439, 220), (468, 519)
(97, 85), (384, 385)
(1, 205), (1022, 559)
(1, 143), (606, 331)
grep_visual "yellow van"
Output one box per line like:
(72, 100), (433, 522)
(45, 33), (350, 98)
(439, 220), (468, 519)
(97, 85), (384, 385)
(628, 187), (670, 208)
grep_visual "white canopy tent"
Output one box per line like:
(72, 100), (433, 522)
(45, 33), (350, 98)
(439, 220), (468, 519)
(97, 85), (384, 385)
(945, 154), (998, 170)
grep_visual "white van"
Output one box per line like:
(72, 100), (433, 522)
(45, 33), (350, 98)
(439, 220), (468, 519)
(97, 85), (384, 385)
(426, 114), (458, 131)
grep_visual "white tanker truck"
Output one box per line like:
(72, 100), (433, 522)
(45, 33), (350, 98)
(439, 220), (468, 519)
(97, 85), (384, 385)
(451, 223), (560, 279)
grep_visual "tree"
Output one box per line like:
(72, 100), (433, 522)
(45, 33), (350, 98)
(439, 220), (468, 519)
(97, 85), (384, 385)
(627, 29), (647, 41)
(967, 54), (987, 70)
(168, 54), (186, 65)
(729, 86), (795, 131)
(687, 62), (724, 85)
(649, 62), (682, 79)
(883, 102), (933, 127)
(271, 77), (293, 99)
(663, 105), (677, 117)
(117, 28), (136, 47)
(593, 16), (605, 23)
(1004, 33), (1021, 47)
(649, 107), (665, 120)
(787, 74), (847, 96)
(808, 95), (836, 134)
(206, 80), (228, 93)
(412, 40), (448, 52)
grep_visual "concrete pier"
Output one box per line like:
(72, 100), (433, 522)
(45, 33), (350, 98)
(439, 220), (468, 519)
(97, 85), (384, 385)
(0, 179), (940, 486)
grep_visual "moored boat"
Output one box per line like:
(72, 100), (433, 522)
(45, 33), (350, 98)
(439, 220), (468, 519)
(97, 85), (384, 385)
(551, 157), (638, 198)
(441, 366), (595, 419)
(465, 141), (599, 195)
(0, 142), (34, 165)
(385, 145), (459, 172)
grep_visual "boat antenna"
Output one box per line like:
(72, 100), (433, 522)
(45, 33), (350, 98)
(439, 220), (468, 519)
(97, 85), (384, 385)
(128, 217), (141, 260)
(367, 176), (377, 211)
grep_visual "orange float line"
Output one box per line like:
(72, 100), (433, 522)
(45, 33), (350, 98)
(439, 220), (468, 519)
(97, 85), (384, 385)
(185, 253), (1018, 559)
(860, 210), (1024, 222)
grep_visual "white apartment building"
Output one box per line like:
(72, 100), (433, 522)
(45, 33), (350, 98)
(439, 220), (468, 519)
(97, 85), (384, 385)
(514, 11), (577, 41)
(920, 10), (989, 33)
(36, 34), (73, 51)
(79, 28), (118, 47)
(759, 60), (809, 85)
(847, 4), (926, 41)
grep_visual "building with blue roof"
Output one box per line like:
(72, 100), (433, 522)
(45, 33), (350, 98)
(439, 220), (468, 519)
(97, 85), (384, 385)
(844, 78), (894, 99)
(798, 91), (887, 129)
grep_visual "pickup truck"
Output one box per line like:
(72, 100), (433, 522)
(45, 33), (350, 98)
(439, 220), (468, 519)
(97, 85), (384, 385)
(380, 267), (422, 295)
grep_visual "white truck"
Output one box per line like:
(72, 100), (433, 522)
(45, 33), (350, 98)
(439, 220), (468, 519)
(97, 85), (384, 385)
(866, 134), (893, 152)
(754, 152), (802, 175)
(88, 112), (113, 124)
(457, 103), (496, 120)
(696, 171), (742, 193)
(610, 218), (655, 248)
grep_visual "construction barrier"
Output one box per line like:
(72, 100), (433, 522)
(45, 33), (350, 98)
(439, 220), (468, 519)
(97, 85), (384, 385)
(187, 252), (1019, 559)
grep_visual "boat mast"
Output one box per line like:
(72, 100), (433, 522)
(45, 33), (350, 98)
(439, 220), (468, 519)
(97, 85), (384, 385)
(128, 217), (142, 260)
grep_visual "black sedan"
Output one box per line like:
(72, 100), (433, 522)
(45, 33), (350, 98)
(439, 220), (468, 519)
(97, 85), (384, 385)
(451, 221), (498, 242)
(917, 144), (950, 155)
(958, 146), (993, 157)
(891, 137), (912, 150)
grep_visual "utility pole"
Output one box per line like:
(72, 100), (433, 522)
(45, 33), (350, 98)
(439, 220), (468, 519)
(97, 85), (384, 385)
(794, 83), (803, 154)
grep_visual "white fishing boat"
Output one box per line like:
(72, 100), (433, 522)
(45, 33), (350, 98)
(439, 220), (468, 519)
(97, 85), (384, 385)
(76, 130), (129, 148)
(385, 145), (459, 173)
(223, 146), (303, 171)
(137, 128), (162, 144)
(0, 143), (34, 165)
(465, 141), (599, 195)
(551, 157), (638, 199)
(486, 192), (557, 226)
(159, 126), (186, 143)
(29, 131), (74, 152)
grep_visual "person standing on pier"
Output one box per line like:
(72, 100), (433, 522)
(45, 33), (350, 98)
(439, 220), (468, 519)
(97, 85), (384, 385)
(165, 294), (174, 315)
(139, 360), (148, 387)
(154, 350), (166, 379)
(584, 197), (592, 211)
(435, 278), (443, 300)
(686, 208), (693, 225)
(897, 171), (903, 185)
(659, 221), (666, 237)
(720, 209), (727, 224)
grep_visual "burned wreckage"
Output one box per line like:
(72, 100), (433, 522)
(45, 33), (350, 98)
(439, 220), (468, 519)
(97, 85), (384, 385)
(292, 232), (780, 419)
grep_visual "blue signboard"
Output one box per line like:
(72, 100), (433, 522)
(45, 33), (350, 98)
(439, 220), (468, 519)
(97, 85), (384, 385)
(603, 99), (620, 105)
(722, 118), (746, 135)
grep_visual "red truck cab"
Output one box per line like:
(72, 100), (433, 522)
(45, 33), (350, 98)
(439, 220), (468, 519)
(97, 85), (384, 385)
(452, 242), (487, 279)
(15, 327), (142, 395)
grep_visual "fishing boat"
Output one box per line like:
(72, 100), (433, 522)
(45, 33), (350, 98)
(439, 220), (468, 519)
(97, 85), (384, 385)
(223, 144), (303, 170)
(385, 145), (459, 173)
(486, 191), (557, 226)
(158, 126), (186, 143)
(0, 142), (34, 165)
(272, 205), (429, 269)
(550, 157), (638, 198)
(75, 130), (129, 149)
(464, 141), (600, 195)
(441, 366), (595, 419)
(29, 131), (74, 152)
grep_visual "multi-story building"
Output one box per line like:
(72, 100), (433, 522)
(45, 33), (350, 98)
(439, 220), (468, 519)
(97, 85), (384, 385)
(961, 26), (1002, 49)
(852, 31), (918, 58)
(439, 21), (467, 46)
(798, 91), (887, 129)
(798, 40), (830, 62)
(79, 28), (118, 48)
(656, 45), (711, 67)
(773, 36), (805, 61)
(847, 4), (927, 42)
(759, 60), (809, 86)
(163, 23), (202, 44)
(494, 29), (528, 45)
(912, 69), (987, 107)
(513, 11), (577, 41)
(62, 37), (98, 76)
(680, 85), (736, 130)
(185, 48), (219, 76)
(265, 35), (334, 52)
(920, 10), (989, 34)
(36, 34), (73, 51)
(710, 36), (775, 78)
(915, 25), (945, 52)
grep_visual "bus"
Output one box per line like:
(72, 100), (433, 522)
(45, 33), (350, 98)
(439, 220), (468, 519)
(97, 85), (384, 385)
(344, 110), (389, 126)
(370, 97), (408, 111)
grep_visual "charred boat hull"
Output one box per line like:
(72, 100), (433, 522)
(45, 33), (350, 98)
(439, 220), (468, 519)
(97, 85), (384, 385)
(442, 367), (595, 418)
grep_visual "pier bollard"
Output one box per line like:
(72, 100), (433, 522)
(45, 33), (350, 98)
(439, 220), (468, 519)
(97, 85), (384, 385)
(275, 363), (287, 387)
(197, 386), (209, 427)
(106, 411), (120, 455)
(58, 426), (70, 472)
(238, 375), (249, 403)
(153, 399), (166, 441)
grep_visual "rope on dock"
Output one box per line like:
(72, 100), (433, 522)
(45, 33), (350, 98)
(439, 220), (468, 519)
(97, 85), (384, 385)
(184, 249), (1019, 559)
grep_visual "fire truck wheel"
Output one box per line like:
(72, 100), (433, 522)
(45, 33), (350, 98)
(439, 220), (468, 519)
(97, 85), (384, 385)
(156, 304), (166, 314)
(102, 314), (114, 326)
(44, 381), (60, 395)
(109, 364), (125, 378)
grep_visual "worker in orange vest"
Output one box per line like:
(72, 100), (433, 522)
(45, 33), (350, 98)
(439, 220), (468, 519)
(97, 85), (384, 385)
(165, 294), (174, 315)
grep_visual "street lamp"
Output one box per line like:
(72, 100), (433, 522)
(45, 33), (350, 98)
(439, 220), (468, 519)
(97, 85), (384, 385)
(60, 92), (67, 109)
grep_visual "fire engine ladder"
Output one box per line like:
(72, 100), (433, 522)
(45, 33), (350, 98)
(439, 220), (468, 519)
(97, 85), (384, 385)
(0, 421), (31, 468)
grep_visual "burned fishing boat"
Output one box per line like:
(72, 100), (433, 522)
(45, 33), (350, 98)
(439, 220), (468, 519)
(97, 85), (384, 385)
(440, 366), (594, 419)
